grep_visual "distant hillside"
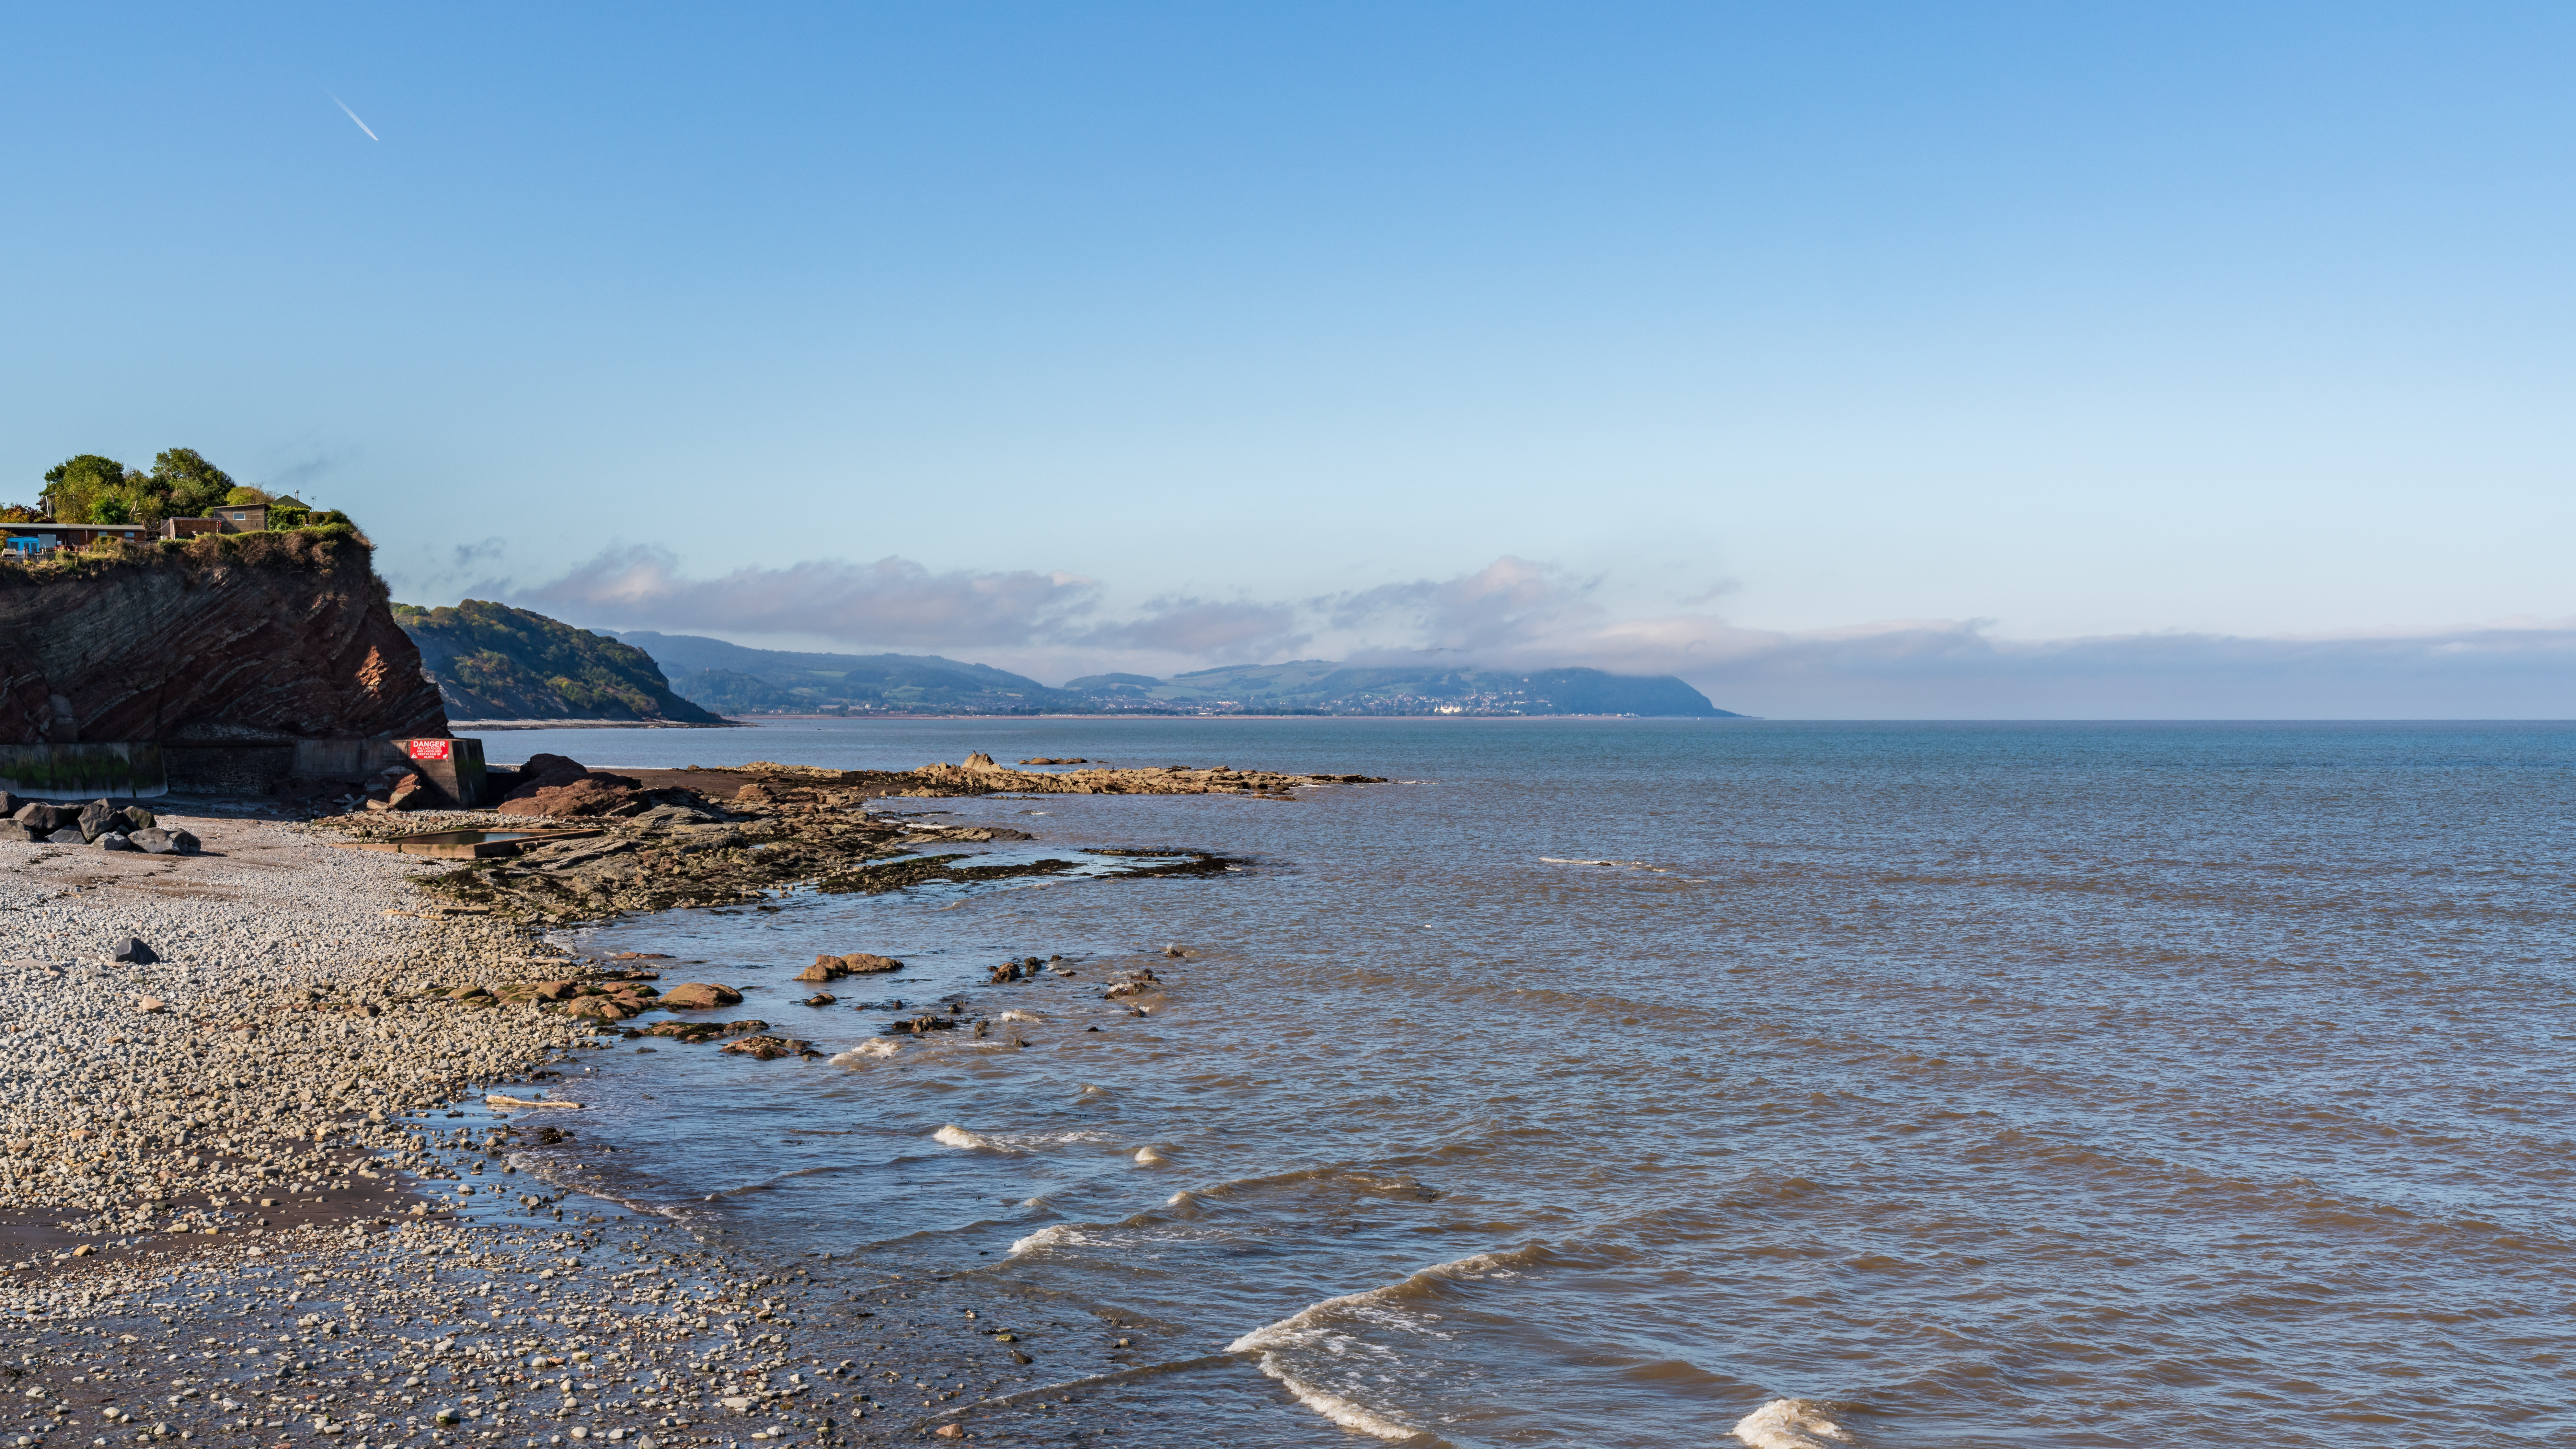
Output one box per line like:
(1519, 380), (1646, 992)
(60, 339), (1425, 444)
(614, 631), (1094, 715)
(394, 602), (726, 723)
(1063, 661), (1738, 717)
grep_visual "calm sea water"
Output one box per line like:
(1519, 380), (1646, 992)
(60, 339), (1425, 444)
(485, 719), (2575, 1446)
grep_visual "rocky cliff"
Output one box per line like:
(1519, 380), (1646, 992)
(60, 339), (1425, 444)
(0, 531), (446, 747)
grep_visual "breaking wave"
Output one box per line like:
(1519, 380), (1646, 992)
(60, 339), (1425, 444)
(1224, 1244), (1548, 1444)
(932, 1124), (1122, 1154)
(1732, 1398), (1858, 1448)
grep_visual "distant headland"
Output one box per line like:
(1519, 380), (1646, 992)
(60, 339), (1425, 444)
(393, 606), (1742, 721)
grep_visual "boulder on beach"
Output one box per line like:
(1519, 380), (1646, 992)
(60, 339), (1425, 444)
(794, 952), (904, 982)
(640, 1018), (767, 1042)
(43, 827), (83, 845)
(97, 832), (134, 852)
(76, 799), (118, 842)
(657, 982), (744, 1010)
(719, 1035), (812, 1061)
(494, 753), (648, 818)
(562, 995), (643, 1020)
(110, 937), (156, 964)
(129, 827), (173, 853)
(12, 802), (64, 834)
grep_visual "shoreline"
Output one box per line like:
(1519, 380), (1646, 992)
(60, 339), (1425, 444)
(0, 801), (949, 1446)
(2, 757), (1386, 1446)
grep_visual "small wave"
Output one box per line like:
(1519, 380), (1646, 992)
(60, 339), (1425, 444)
(934, 1125), (1121, 1154)
(1228, 1243), (1548, 1356)
(1732, 1398), (1857, 1448)
(996, 1010), (1046, 1023)
(1008, 1223), (1096, 1256)
(831, 1040), (903, 1064)
(1134, 1146), (1169, 1166)
(1245, 1358), (1425, 1442)
(1183, 1163), (1432, 1205)
(1538, 856), (1674, 872)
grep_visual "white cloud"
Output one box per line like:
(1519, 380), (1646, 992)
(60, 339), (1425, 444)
(513, 545), (1099, 647)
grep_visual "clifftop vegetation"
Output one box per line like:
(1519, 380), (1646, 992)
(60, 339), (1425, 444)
(12, 447), (338, 529)
(0, 525), (372, 584)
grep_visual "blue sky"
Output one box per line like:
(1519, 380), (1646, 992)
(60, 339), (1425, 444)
(8, 3), (2575, 714)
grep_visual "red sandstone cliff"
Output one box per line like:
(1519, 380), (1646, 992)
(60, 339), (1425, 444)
(0, 531), (446, 747)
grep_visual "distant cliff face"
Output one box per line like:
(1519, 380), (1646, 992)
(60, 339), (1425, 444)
(395, 601), (725, 723)
(0, 532), (446, 746)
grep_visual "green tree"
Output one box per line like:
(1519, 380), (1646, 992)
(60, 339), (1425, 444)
(40, 454), (131, 523)
(151, 448), (237, 519)
(223, 485), (273, 507)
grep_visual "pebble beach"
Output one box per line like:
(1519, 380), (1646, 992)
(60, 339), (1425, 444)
(0, 801), (983, 1449)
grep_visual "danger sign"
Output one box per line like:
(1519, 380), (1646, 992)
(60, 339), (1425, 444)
(407, 739), (453, 761)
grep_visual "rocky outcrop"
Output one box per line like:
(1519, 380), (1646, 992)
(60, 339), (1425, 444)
(0, 531), (444, 747)
(795, 952), (903, 982)
(657, 982), (744, 1010)
(493, 752), (648, 817)
(895, 757), (1385, 796)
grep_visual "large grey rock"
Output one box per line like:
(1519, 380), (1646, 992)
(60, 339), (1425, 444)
(130, 828), (177, 854)
(168, 828), (201, 854)
(118, 806), (156, 834)
(97, 833), (134, 852)
(43, 827), (84, 845)
(15, 802), (65, 834)
(0, 822), (36, 844)
(76, 800), (116, 842)
(0, 790), (17, 816)
(109, 937), (155, 963)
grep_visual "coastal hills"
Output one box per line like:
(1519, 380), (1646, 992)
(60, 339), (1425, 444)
(610, 630), (1094, 715)
(607, 631), (1736, 717)
(393, 602), (722, 724)
(391, 604), (1737, 719)
(1067, 660), (1738, 717)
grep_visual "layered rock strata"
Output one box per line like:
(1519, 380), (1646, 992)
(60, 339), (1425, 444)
(0, 532), (444, 749)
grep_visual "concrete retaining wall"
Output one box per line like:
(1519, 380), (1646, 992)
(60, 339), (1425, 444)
(0, 742), (169, 799)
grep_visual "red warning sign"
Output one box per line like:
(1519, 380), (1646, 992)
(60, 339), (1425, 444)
(407, 739), (453, 761)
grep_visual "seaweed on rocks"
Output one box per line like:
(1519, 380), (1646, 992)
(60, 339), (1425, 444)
(351, 753), (1351, 923)
(817, 854), (1078, 895)
(1080, 848), (1244, 880)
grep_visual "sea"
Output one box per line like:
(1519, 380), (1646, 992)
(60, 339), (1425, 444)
(460, 718), (2576, 1446)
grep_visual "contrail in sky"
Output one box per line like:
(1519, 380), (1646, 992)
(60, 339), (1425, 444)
(329, 93), (379, 141)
